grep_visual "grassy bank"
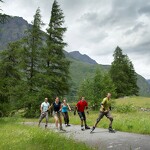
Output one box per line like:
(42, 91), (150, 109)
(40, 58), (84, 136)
(0, 118), (93, 150)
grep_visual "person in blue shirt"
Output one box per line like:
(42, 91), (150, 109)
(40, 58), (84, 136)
(61, 99), (71, 127)
(38, 98), (50, 128)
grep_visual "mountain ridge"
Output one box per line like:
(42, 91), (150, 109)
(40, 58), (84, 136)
(68, 51), (98, 65)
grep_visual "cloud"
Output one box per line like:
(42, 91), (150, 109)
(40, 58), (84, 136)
(1, 0), (150, 78)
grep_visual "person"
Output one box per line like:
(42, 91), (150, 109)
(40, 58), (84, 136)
(50, 96), (65, 131)
(90, 93), (115, 133)
(74, 97), (90, 131)
(38, 97), (50, 128)
(61, 99), (71, 127)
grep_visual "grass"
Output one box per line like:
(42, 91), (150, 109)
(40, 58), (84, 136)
(0, 118), (93, 150)
(68, 96), (150, 134)
(114, 96), (150, 108)
(8, 97), (150, 138)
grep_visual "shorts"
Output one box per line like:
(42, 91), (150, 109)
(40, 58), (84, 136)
(78, 111), (86, 121)
(97, 111), (113, 122)
(53, 111), (61, 119)
(39, 112), (48, 122)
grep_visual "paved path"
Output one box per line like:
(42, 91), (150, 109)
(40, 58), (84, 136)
(24, 122), (150, 150)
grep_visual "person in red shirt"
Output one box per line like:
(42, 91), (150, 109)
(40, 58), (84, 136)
(74, 97), (90, 130)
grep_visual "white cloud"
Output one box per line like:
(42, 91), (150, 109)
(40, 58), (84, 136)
(1, 0), (150, 79)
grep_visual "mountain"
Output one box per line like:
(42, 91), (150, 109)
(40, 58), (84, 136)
(0, 16), (31, 50)
(1, 16), (150, 97)
(68, 51), (98, 65)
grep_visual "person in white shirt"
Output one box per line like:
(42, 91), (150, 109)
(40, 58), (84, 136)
(38, 98), (50, 128)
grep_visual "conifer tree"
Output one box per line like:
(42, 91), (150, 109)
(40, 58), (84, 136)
(109, 46), (139, 97)
(21, 7), (43, 91)
(20, 7), (43, 116)
(0, 42), (21, 116)
(43, 0), (70, 98)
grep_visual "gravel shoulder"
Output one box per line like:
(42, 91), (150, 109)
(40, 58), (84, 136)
(24, 122), (150, 150)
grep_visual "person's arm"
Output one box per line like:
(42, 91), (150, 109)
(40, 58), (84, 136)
(48, 103), (51, 111)
(49, 103), (53, 111)
(59, 103), (62, 112)
(85, 101), (89, 114)
(67, 103), (71, 111)
(40, 104), (43, 113)
(100, 99), (106, 111)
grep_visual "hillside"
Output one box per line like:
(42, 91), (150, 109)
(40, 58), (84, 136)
(0, 16), (150, 97)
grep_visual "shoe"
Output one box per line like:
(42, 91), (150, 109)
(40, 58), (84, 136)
(109, 127), (115, 133)
(60, 127), (66, 131)
(67, 124), (71, 126)
(81, 126), (84, 131)
(90, 126), (95, 133)
(85, 125), (90, 129)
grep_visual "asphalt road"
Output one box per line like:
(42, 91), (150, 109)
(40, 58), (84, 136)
(24, 122), (150, 150)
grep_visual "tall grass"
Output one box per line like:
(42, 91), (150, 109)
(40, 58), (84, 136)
(0, 118), (93, 150)
(68, 110), (150, 134)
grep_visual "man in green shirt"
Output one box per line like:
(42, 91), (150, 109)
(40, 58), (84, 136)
(90, 93), (115, 133)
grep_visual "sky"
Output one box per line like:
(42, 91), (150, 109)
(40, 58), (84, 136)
(1, 0), (150, 79)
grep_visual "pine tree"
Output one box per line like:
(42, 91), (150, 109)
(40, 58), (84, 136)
(20, 7), (43, 117)
(43, 0), (70, 98)
(0, 42), (21, 116)
(21, 7), (43, 91)
(109, 46), (139, 97)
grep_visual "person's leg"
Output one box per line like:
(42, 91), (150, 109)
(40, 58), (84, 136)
(54, 115), (59, 129)
(78, 112), (84, 130)
(95, 112), (104, 127)
(66, 112), (70, 126)
(62, 112), (67, 125)
(82, 112), (90, 129)
(38, 113), (45, 126)
(91, 112), (105, 132)
(106, 111), (114, 129)
(59, 114), (62, 128)
(58, 113), (65, 131)
(45, 112), (48, 128)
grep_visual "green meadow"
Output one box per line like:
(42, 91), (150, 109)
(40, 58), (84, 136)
(0, 97), (149, 150)
(0, 118), (93, 150)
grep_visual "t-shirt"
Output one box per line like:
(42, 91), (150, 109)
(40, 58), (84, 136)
(76, 100), (88, 112)
(100, 97), (111, 112)
(62, 104), (68, 113)
(41, 102), (50, 112)
(53, 101), (61, 112)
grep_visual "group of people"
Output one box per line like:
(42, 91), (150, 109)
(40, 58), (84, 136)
(38, 93), (115, 133)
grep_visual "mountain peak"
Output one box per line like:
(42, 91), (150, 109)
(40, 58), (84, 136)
(68, 51), (98, 65)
